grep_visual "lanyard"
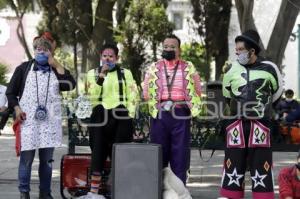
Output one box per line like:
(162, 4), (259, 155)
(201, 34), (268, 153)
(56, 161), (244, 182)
(163, 61), (179, 100)
(35, 70), (51, 107)
(96, 67), (127, 102)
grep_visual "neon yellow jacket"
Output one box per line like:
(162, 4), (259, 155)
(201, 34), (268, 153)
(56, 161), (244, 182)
(82, 67), (139, 118)
(143, 59), (202, 118)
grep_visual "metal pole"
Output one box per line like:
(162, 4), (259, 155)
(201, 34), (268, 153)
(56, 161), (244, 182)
(298, 24), (300, 97)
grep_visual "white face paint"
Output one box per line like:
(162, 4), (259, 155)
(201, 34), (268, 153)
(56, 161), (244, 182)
(237, 51), (250, 65)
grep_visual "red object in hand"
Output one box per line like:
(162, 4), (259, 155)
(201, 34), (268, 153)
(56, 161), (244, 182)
(12, 120), (21, 156)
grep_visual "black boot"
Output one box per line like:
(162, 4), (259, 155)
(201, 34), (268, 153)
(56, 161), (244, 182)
(20, 192), (30, 199)
(39, 192), (53, 199)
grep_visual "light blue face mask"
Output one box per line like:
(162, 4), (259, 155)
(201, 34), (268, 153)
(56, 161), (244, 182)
(237, 51), (250, 65)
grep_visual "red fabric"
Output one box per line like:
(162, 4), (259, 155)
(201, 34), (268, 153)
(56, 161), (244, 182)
(42, 31), (54, 42)
(252, 192), (274, 199)
(33, 31), (54, 42)
(278, 166), (300, 199)
(220, 187), (244, 199)
(12, 120), (21, 156)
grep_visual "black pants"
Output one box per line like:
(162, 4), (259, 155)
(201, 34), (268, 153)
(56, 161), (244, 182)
(220, 119), (275, 199)
(88, 104), (133, 174)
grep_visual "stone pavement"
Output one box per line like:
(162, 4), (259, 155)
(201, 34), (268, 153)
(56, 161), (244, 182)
(0, 125), (298, 199)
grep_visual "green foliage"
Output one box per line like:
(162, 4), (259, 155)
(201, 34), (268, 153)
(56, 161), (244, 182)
(0, 0), (7, 9)
(181, 42), (211, 81)
(0, 0), (35, 11)
(38, 0), (93, 46)
(56, 48), (78, 100)
(39, 0), (116, 74)
(115, 0), (174, 86)
(54, 48), (73, 72)
(0, 63), (8, 85)
(190, 0), (231, 80)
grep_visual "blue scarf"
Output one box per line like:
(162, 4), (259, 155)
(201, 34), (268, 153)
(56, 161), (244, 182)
(33, 63), (51, 73)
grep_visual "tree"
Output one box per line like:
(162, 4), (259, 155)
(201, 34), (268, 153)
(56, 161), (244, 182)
(181, 42), (210, 81)
(116, 0), (130, 25)
(235, 0), (300, 67)
(0, 63), (8, 84)
(191, 0), (232, 80)
(0, 0), (35, 59)
(40, 0), (115, 74)
(0, 0), (7, 9)
(115, 0), (173, 86)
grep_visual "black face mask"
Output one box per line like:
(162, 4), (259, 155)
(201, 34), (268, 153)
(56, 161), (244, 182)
(162, 50), (176, 61)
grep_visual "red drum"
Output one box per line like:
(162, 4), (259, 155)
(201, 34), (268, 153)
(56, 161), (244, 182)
(60, 154), (111, 198)
(279, 124), (300, 144)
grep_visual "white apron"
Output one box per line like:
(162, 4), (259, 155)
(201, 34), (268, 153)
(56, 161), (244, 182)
(19, 67), (62, 151)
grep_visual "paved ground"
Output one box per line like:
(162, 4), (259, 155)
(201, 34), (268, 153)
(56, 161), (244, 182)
(0, 125), (298, 199)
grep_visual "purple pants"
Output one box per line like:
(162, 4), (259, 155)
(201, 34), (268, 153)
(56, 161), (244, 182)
(150, 107), (191, 184)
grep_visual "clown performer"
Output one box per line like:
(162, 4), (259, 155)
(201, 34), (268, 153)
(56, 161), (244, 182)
(220, 30), (283, 199)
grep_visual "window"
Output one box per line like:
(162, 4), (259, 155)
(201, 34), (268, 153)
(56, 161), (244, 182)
(173, 13), (183, 30)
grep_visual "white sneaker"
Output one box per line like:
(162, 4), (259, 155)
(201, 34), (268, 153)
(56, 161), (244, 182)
(77, 192), (106, 199)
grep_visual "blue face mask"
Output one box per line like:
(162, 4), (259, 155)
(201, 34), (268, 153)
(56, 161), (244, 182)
(103, 61), (116, 70)
(35, 53), (49, 65)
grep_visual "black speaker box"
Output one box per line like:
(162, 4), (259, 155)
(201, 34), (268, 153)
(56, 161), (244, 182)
(112, 143), (162, 199)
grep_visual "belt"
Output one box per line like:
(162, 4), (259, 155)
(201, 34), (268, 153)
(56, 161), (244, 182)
(160, 100), (187, 108)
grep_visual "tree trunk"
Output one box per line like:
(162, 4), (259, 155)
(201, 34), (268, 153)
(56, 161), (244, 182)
(81, 42), (88, 73)
(157, 0), (169, 8)
(215, 43), (228, 80)
(234, 0), (266, 56)
(205, 0), (231, 80)
(89, 0), (116, 68)
(235, 0), (256, 32)
(152, 42), (157, 61)
(266, 0), (300, 67)
(7, 0), (32, 59)
(190, 0), (231, 80)
(73, 41), (78, 96)
(16, 15), (32, 60)
(116, 0), (130, 25)
(40, 0), (59, 29)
